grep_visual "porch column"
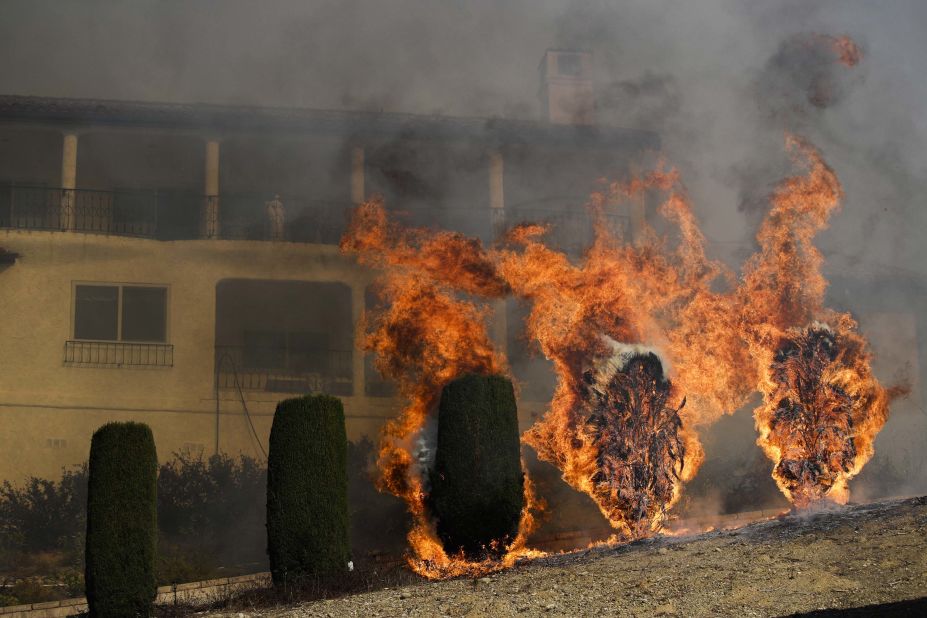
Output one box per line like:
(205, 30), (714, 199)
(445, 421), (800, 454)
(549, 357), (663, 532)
(60, 132), (78, 230)
(351, 146), (365, 205)
(203, 139), (220, 238)
(351, 283), (366, 397)
(489, 150), (505, 237)
(488, 150), (507, 355)
(628, 161), (646, 244)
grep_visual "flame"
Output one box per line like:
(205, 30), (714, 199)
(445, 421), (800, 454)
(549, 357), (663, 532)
(737, 136), (897, 508)
(341, 131), (900, 573)
(821, 34), (863, 67)
(340, 200), (542, 578)
(493, 171), (729, 536)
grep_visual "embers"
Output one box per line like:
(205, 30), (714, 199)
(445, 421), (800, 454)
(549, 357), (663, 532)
(767, 325), (859, 506)
(581, 350), (686, 536)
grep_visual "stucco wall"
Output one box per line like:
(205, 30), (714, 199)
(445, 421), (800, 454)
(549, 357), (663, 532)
(0, 229), (395, 480)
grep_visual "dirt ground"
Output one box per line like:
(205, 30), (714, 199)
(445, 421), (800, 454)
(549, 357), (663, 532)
(207, 496), (927, 617)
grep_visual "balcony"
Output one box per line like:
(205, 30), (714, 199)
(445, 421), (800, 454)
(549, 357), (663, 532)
(215, 345), (353, 396)
(0, 183), (352, 244)
(504, 201), (629, 254)
(0, 184), (629, 252)
(210, 195), (349, 244)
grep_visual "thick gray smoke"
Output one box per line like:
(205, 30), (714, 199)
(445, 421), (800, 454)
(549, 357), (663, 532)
(1, 0), (924, 515)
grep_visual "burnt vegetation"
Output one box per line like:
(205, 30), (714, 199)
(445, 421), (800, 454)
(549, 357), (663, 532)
(767, 326), (858, 506)
(581, 351), (686, 536)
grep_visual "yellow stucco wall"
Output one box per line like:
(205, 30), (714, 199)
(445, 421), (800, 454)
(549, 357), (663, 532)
(0, 228), (398, 481)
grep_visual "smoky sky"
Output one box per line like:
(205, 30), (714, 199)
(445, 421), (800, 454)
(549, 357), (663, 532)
(0, 0), (925, 276)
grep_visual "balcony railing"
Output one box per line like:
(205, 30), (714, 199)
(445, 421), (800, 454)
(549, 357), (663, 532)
(210, 195), (350, 244)
(0, 184), (353, 244)
(0, 184), (201, 240)
(504, 204), (629, 255)
(215, 345), (353, 396)
(64, 340), (174, 367)
(1, 183), (630, 250)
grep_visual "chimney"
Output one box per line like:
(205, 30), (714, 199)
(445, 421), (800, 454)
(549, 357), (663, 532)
(539, 49), (595, 125)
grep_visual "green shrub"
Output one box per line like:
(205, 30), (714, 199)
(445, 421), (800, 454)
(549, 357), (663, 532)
(429, 374), (524, 559)
(85, 422), (157, 618)
(267, 394), (349, 585)
(0, 466), (86, 560)
(157, 451), (266, 571)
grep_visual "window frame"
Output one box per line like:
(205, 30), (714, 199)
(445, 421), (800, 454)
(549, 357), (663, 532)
(71, 281), (170, 344)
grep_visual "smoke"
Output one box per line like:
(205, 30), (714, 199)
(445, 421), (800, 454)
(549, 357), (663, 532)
(1, 0), (925, 513)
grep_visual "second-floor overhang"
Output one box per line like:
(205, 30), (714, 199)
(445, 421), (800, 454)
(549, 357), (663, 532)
(0, 94), (660, 152)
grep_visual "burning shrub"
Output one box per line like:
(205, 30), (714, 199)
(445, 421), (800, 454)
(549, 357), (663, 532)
(84, 422), (158, 618)
(757, 323), (889, 508)
(428, 374), (524, 559)
(580, 347), (687, 536)
(266, 394), (349, 585)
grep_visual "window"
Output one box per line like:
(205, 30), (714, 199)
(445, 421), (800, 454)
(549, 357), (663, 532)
(74, 284), (167, 342)
(556, 53), (583, 77)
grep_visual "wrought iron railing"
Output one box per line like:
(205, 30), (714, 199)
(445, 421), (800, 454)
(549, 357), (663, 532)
(211, 195), (351, 244)
(504, 204), (629, 254)
(0, 184), (200, 240)
(215, 345), (353, 396)
(0, 184), (352, 244)
(381, 199), (630, 250)
(64, 340), (174, 367)
(0, 183), (630, 250)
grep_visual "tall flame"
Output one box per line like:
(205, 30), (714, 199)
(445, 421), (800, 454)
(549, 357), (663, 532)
(341, 200), (541, 578)
(736, 136), (897, 508)
(493, 170), (732, 536)
(341, 132), (901, 575)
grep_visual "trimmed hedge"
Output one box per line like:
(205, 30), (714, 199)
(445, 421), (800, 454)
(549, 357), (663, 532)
(266, 394), (349, 585)
(429, 374), (524, 558)
(85, 422), (158, 618)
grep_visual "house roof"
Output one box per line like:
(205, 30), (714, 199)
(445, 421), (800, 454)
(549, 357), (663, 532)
(0, 94), (659, 151)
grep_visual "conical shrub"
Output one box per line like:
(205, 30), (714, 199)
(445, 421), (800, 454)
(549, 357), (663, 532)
(85, 422), (158, 618)
(429, 374), (524, 558)
(266, 394), (349, 585)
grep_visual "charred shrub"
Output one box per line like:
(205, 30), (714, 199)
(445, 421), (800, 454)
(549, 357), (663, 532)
(85, 422), (158, 618)
(267, 394), (349, 585)
(581, 350), (686, 535)
(429, 374), (524, 559)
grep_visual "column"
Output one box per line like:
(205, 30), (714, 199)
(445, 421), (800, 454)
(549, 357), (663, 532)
(351, 282), (366, 397)
(488, 150), (507, 355)
(489, 150), (505, 237)
(203, 139), (220, 238)
(60, 132), (78, 230)
(628, 161), (646, 244)
(351, 146), (365, 205)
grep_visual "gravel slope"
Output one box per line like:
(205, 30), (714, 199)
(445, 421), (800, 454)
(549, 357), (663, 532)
(209, 496), (927, 617)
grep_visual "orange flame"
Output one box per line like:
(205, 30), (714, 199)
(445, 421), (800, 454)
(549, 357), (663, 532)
(341, 131), (900, 572)
(821, 34), (863, 67)
(493, 169), (751, 536)
(341, 200), (542, 578)
(737, 136), (896, 508)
